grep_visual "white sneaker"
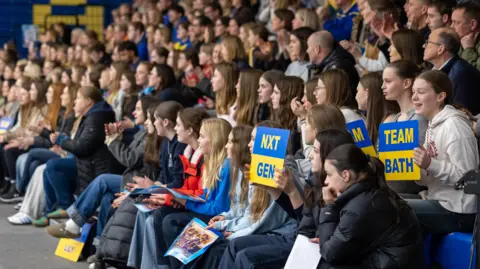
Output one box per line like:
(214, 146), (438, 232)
(13, 202), (22, 210)
(8, 212), (32, 225)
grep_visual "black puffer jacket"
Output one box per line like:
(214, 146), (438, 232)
(60, 101), (123, 194)
(98, 163), (160, 266)
(317, 180), (424, 269)
(309, 43), (360, 98)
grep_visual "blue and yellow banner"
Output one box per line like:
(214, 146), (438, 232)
(55, 223), (92, 262)
(346, 120), (376, 158)
(250, 127), (290, 188)
(378, 121), (420, 181)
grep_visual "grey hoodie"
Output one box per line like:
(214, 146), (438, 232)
(419, 105), (479, 214)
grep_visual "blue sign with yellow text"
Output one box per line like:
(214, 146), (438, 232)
(378, 121), (420, 180)
(346, 120), (376, 158)
(250, 127), (290, 188)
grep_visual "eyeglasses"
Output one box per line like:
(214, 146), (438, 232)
(423, 40), (442, 48)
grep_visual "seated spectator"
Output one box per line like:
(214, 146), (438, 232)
(233, 69), (263, 126)
(292, 8), (321, 31)
(44, 98), (164, 243)
(319, 143), (424, 268)
(451, 2), (480, 71)
(174, 21), (193, 50)
(307, 30), (359, 96)
(315, 69), (364, 124)
(146, 64), (196, 107)
(35, 86), (120, 226)
(159, 118), (232, 269)
(253, 70), (284, 125)
(322, 0), (359, 42)
(424, 27), (480, 115)
(211, 62), (238, 124)
(271, 76), (304, 153)
(389, 29), (426, 67)
(356, 72), (399, 145)
(286, 27), (315, 82)
(426, 0), (455, 31)
(405, 0), (430, 39)
(126, 107), (209, 269)
(382, 61), (428, 197)
(118, 41), (141, 71)
(127, 22), (148, 61)
(410, 70), (479, 234)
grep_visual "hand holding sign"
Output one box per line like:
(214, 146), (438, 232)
(378, 121), (420, 180)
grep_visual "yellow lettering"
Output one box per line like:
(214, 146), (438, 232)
(391, 129), (397, 144)
(405, 128), (413, 143)
(272, 136), (281, 150)
(261, 135), (269, 149)
(352, 128), (364, 142)
(384, 130), (391, 144)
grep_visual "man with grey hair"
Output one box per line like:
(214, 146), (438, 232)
(306, 30), (359, 96)
(424, 27), (480, 114)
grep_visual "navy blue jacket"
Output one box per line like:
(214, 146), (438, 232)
(159, 135), (187, 188)
(441, 56), (480, 115)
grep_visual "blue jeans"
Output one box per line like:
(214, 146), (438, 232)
(67, 174), (121, 237)
(406, 199), (476, 235)
(16, 149), (60, 194)
(43, 157), (77, 215)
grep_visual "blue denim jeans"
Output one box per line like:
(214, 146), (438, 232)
(67, 174), (121, 237)
(43, 157), (77, 215)
(406, 199), (476, 235)
(16, 149), (60, 194)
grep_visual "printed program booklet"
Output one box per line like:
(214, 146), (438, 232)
(165, 218), (221, 264)
(130, 186), (205, 212)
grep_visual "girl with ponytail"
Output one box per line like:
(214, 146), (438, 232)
(318, 144), (424, 269)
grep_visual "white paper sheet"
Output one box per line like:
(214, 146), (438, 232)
(284, 235), (321, 269)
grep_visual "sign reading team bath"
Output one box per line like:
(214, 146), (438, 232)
(250, 127), (290, 187)
(378, 121), (420, 180)
(346, 120), (376, 158)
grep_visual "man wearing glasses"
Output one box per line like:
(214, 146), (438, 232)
(423, 27), (480, 115)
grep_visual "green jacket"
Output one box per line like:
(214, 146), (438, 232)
(460, 36), (480, 71)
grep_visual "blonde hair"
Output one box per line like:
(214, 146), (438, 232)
(201, 118), (232, 190)
(24, 62), (41, 80)
(295, 9), (321, 30)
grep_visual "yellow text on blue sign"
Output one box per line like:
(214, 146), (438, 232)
(249, 127), (290, 188)
(346, 120), (377, 158)
(378, 121), (420, 180)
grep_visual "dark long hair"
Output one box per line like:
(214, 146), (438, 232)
(155, 64), (176, 91)
(304, 129), (355, 208)
(326, 144), (405, 222)
(144, 104), (161, 167)
(361, 72), (399, 143)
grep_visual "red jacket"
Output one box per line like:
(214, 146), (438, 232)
(164, 146), (205, 206)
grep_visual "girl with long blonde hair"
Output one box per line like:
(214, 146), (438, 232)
(196, 121), (298, 269)
(161, 118), (233, 269)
